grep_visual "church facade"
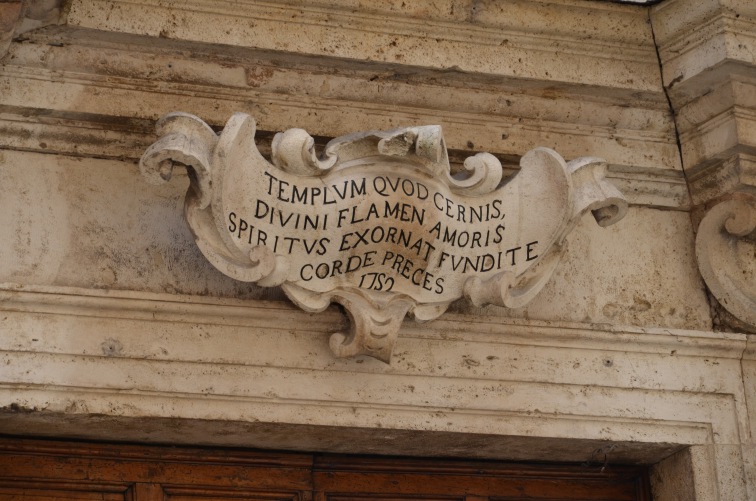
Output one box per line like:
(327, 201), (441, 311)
(0, 0), (754, 499)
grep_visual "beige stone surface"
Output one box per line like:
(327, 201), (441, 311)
(0, 150), (708, 330)
(0, 150), (275, 299)
(651, 0), (756, 337)
(743, 339), (756, 500)
(0, 283), (750, 498)
(467, 206), (712, 330)
(0, 0), (754, 498)
(0, 24), (680, 174)
(652, 0), (756, 88)
(66, 0), (659, 91)
(0, 2), (23, 59)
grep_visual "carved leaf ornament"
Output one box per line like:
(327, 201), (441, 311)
(141, 112), (628, 362)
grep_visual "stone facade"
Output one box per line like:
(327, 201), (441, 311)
(0, 0), (754, 499)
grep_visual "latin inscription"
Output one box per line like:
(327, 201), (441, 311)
(226, 170), (539, 299)
(140, 112), (627, 361)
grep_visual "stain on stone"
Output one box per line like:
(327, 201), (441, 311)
(65, 400), (89, 413)
(246, 66), (275, 87)
(3, 403), (37, 413)
(463, 356), (480, 367)
(666, 74), (684, 89)
(101, 338), (123, 356)
(630, 296), (651, 312)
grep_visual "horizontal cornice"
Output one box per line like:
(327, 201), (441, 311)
(0, 283), (747, 464)
(66, 0), (659, 91)
(651, 0), (756, 214)
(0, 105), (690, 209)
(1, 26), (674, 158)
(0, 284), (745, 360)
(0, 25), (687, 208)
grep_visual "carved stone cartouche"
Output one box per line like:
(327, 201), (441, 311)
(140, 112), (628, 362)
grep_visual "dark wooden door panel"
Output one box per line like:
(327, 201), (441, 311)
(163, 486), (307, 501)
(0, 490), (125, 501)
(0, 439), (650, 501)
(313, 456), (650, 501)
(0, 439), (312, 501)
(0, 481), (130, 501)
(321, 497), (461, 501)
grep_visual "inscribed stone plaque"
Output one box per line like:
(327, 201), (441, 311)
(141, 112), (627, 362)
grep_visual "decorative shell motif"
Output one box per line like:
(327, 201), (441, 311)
(141, 112), (628, 362)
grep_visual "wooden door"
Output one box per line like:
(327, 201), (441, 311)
(0, 438), (313, 501)
(313, 455), (651, 501)
(0, 438), (651, 501)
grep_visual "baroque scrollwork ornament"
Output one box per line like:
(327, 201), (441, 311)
(695, 194), (756, 331)
(141, 112), (628, 362)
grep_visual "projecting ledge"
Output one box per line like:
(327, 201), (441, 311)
(0, 410), (688, 465)
(0, 283), (747, 359)
(0, 284), (746, 484)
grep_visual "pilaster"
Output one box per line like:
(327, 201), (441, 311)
(652, 0), (756, 333)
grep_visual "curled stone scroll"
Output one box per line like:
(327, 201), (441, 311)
(695, 194), (756, 330)
(141, 112), (628, 362)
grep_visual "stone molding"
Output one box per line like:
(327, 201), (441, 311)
(653, 0), (756, 89)
(0, 26), (679, 172)
(687, 153), (756, 210)
(138, 112), (627, 361)
(674, 75), (756, 174)
(0, 284), (746, 358)
(0, 21), (686, 210)
(66, 0), (658, 91)
(0, 109), (692, 210)
(0, 283), (750, 498)
(651, 0), (756, 332)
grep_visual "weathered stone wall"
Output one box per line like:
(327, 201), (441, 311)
(0, 0), (754, 499)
